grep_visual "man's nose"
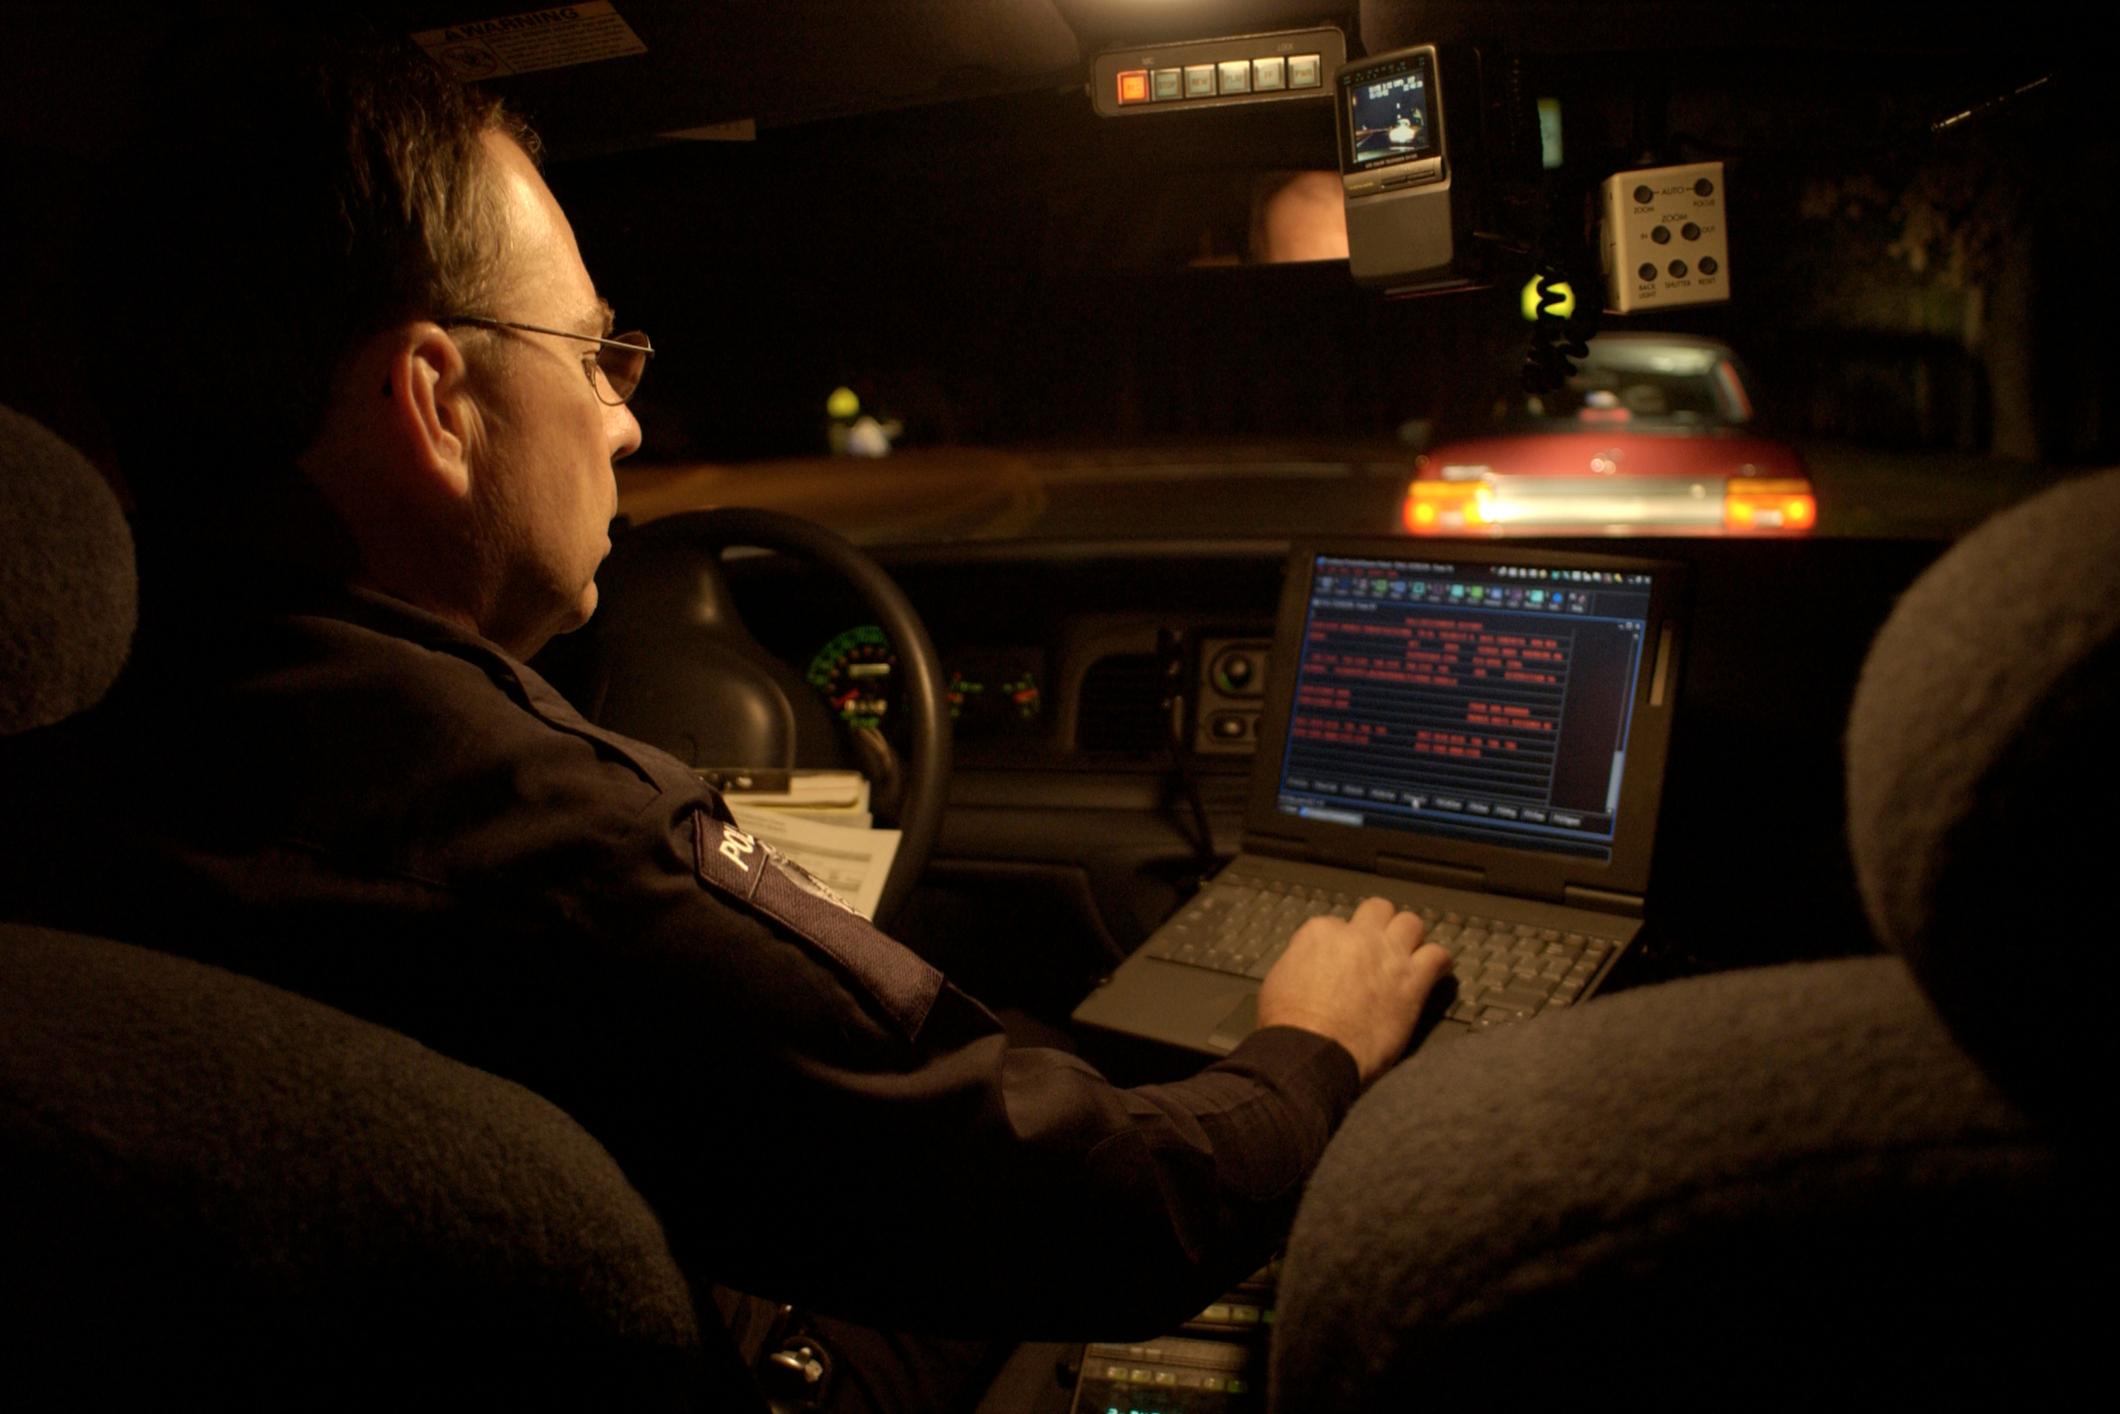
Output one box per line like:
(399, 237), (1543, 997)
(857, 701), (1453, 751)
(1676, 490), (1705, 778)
(608, 401), (643, 463)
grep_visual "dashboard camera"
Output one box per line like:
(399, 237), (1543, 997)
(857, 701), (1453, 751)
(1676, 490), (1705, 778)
(1338, 43), (1535, 294)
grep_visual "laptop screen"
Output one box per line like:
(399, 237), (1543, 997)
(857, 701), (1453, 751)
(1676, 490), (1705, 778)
(1271, 552), (1660, 863)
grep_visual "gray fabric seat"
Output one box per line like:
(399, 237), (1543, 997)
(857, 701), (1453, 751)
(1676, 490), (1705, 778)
(1272, 467), (2120, 1408)
(0, 923), (715, 1406)
(0, 406), (740, 1408)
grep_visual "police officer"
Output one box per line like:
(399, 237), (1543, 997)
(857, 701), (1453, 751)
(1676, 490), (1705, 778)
(10, 29), (1451, 1412)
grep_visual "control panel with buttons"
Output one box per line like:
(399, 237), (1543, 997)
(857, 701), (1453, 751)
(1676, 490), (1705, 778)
(1599, 160), (1729, 313)
(1091, 27), (1344, 118)
(1193, 637), (1270, 755)
(1070, 1261), (1278, 1413)
(1072, 1334), (1260, 1413)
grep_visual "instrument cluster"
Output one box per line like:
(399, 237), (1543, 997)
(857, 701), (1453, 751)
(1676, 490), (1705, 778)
(805, 627), (1044, 739)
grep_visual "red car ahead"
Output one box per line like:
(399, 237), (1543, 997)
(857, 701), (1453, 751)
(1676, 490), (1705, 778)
(1405, 332), (1815, 536)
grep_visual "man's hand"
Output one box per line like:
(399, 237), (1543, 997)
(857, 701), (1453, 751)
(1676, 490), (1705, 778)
(1256, 897), (1453, 1085)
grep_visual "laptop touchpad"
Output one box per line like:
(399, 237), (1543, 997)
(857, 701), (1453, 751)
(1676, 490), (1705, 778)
(1206, 992), (1259, 1053)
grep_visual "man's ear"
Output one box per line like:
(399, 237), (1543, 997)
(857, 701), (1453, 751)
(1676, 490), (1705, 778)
(383, 323), (476, 500)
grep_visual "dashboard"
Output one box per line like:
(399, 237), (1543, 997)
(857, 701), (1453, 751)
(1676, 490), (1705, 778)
(586, 532), (1948, 1006)
(799, 620), (1276, 756)
(704, 542), (1298, 770)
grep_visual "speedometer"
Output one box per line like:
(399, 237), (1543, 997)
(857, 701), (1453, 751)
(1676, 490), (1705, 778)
(805, 625), (896, 729)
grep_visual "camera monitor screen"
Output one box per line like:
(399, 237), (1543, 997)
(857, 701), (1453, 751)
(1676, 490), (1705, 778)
(1342, 50), (1439, 171)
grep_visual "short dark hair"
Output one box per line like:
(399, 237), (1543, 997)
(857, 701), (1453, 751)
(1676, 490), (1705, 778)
(92, 26), (536, 515)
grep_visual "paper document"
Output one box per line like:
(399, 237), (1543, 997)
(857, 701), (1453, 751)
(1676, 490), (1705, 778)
(725, 801), (901, 921)
(720, 775), (869, 831)
(705, 768), (868, 811)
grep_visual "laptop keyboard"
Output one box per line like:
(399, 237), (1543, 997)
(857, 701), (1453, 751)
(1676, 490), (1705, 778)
(1140, 868), (1619, 1028)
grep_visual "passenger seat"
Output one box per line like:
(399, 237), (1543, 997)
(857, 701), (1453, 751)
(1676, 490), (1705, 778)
(1270, 465), (2120, 1409)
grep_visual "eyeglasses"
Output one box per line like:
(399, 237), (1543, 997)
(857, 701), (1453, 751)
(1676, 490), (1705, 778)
(440, 315), (654, 405)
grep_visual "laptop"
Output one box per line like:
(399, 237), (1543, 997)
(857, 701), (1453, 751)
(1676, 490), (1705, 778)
(1073, 538), (1686, 1056)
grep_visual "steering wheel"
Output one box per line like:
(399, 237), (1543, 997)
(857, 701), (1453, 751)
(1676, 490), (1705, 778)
(576, 508), (949, 929)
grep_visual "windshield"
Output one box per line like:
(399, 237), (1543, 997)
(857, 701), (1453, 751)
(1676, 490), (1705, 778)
(545, 24), (2098, 549)
(4, 10), (2094, 549)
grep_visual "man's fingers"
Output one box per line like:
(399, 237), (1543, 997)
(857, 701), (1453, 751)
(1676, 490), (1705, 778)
(1408, 939), (1454, 986)
(1382, 908), (1426, 953)
(1350, 895), (1396, 931)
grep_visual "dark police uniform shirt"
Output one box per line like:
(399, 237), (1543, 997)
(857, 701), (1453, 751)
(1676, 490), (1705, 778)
(2, 579), (1359, 1336)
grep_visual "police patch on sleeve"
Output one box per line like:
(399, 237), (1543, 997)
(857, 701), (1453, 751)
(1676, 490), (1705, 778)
(693, 809), (942, 1041)
(761, 840), (862, 915)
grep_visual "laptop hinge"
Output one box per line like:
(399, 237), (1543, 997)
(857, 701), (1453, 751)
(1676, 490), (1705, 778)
(1563, 884), (1644, 917)
(1374, 854), (1486, 891)
(1246, 836), (1316, 863)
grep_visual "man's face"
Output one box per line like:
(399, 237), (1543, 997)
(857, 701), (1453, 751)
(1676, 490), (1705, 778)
(460, 131), (641, 657)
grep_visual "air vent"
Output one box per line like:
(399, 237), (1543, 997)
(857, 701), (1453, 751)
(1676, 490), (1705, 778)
(1077, 653), (1170, 753)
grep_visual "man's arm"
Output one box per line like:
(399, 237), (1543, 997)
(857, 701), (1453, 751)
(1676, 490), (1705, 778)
(552, 811), (1450, 1336)
(402, 650), (1456, 1338)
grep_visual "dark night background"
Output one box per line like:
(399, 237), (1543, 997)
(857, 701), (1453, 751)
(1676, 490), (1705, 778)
(3, 8), (2111, 534)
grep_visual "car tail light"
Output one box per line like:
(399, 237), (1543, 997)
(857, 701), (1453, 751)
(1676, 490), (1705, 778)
(1724, 478), (1816, 533)
(1403, 481), (1491, 533)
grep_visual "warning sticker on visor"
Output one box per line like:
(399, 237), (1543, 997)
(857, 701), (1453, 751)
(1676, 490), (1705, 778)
(693, 810), (941, 1041)
(412, 2), (647, 81)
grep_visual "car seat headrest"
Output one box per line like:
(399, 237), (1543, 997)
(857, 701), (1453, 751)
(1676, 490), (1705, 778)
(1846, 466), (2120, 1132)
(0, 406), (137, 735)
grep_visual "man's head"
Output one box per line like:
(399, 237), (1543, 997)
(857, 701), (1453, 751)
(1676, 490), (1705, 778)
(299, 128), (643, 656)
(99, 29), (639, 656)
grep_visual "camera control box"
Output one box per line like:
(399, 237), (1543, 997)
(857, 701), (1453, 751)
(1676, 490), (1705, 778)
(1600, 161), (1728, 313)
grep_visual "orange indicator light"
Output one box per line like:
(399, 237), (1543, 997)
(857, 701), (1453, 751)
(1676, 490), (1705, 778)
(1404, 481), (1488, 534)
(1117, 69), (1150, 104)
(1724, 478), (1816, 534)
